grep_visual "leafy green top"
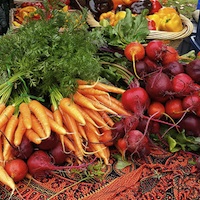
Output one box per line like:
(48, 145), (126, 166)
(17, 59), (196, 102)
(92, 9), (150, 49)
(0, 8), (104, 99)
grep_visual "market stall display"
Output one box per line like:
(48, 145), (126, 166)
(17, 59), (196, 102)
(0, 0), (200, 199)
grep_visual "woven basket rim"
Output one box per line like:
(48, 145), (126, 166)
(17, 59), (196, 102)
(87, 12), (194, 40)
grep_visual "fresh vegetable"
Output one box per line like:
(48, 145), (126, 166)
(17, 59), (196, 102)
(4, 159), (28, 182)
(125, 130), (150, 156)
(145, 40), (167, 62)
(163, 61), (184, 76)
(165, 98), (184, 119)
(0, 166), (16, 194)
(49, 142), (68, 165)
(147, 7), (183, 32)
(145, 72), (172, 103)
(124, 41), (145, 61)
(88, 0), (114, 20)
(28, 100), (51, 138)
(121, 87), (150, 114)
(171, 73), (194, 97)
(129, 0), (152, 14)
(97, 8), (150, 48)
(149, 0), (162, 14)
(37, 132), (58, 151)
(147, 101), (165, 119)
(26, 150), (88, 177)
(3, 115), (19, 161)
(12, 136), (34, 160)
(185, 59), (200, 84)
(178, 113), (200, 137)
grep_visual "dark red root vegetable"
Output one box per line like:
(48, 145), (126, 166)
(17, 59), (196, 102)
(27, 150), (89, 178)
(12, 136), (34, 160)
(121, 87), (150, 114)
(171, 73), (194, 97)
(163, 61), (185, 77)
(185, 59), (200, 84)
(125, 130), (150, 157)
(145, 40), (167, 63)
(143, 56), (159, 72)
(178, 113), (200, 137)
(111, 120), (126, 142)
(115, 138), (127, 159)
(49, 142), (68, 165)
(123, 114), (139, 133)
(135, 60), (148, 77)
(145, 72), (172, 103)
(161, 46), (179, 65)
(182, 94), (200, 113)
(37, 132), (58, 151)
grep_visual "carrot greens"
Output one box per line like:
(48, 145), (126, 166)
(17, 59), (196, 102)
(0, 7), (105, 100)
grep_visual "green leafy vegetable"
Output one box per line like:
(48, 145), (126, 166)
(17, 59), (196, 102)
(163, 127), (200, 153)
(113, 154), (131, 170)
(96, 9), (150, 49)
(0, 7), (105, 101)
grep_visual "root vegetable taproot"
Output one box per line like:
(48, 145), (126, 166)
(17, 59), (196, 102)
(28, 100), (51, 137)
(59, 97), (86, 125)
(19, 102), (32, 129)
(13, 114), (27, 147)
(3, 115), (19, 161)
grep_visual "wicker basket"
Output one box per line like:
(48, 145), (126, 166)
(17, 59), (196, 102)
(87, 12), (194, 48)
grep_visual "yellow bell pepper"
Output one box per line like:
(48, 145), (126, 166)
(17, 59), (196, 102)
(147, 14), (161, 30)
(159, 13), (183, 32)
(99, 11), (116, 26)
(147, 7), (183, 32)
(156, 7), (178, 18)
(113, 11), (126, 26)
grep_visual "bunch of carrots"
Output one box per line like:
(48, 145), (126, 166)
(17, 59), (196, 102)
(0, 79), (130, 191)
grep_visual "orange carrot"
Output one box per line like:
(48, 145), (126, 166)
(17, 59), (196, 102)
(0, 123), (7, 136)
(82, 108), (110, 131)
(28, 100), (51, 137)
(25, 129), (41, 145)
(59, 97), (86, 125)
(19, 102), (32, 129)
(87, 143), (101, 158)
(72, 92), (99, 111)
(43, 105), (54, 119)
(3, 114), (19, 161)
(0, 105), (15, 129)
(77, 79), (125, 94)
(76, 104), (97, 127)
(0, 166), (16, 191)
(30, 114), (46, 139)
(62, 112), (84, 161)
(99, 111), (115, 127)
(48, 116), (67, 135)
(76, 122), (88, 141)
(63, 136), (76, 152)
(107, 95), (125, 108)
(0, 103), (6, 114)
(92, 95), (131, 116)
(83, 95), (117, 115)
(0, 136), (3, 165)
(53, 109), (63, 127)
(13, 114), (27, 147)
(77, 87), (108, 95)
(84, 122), (109, 165)
(52, 109), (68, 154)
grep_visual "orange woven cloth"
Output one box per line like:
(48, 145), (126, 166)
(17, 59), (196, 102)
(0, 147), (200, 200)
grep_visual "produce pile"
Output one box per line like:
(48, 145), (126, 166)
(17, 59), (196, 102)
(0, 0), (200, 197)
